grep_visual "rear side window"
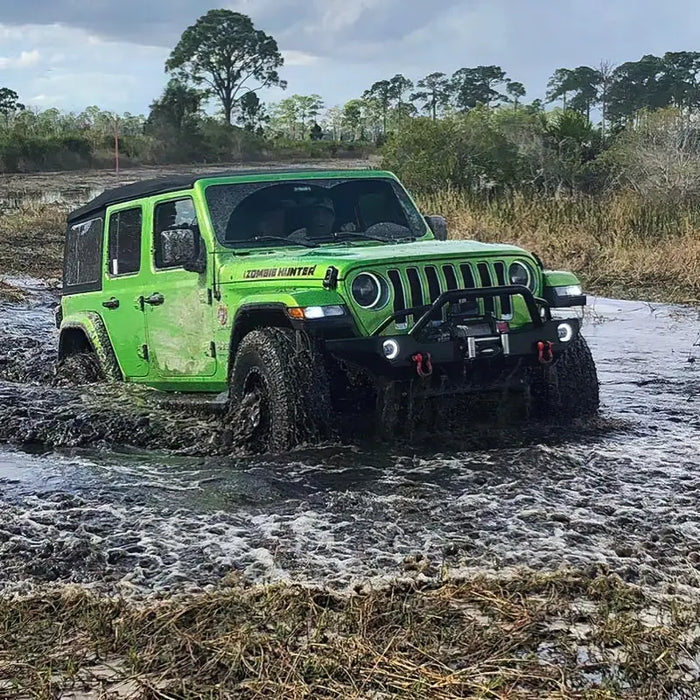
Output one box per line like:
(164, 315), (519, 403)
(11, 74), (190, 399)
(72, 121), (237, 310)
(108, 207), (142, 276)
(63, 217), (103, 293)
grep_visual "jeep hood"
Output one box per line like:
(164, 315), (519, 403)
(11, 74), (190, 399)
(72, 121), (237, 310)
(217, 239), (534, 284)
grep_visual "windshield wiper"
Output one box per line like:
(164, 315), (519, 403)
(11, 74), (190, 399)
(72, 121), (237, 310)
(252, 236), (318, 249)
(330, 231), (415, 244)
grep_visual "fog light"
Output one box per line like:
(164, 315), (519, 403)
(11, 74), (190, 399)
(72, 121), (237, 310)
(557, 322), (574, 342)
(382, 339), (400, 360)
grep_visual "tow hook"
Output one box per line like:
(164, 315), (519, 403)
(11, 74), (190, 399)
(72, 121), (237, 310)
(537, 341), (554, 365)
(412, 352), (433, 378)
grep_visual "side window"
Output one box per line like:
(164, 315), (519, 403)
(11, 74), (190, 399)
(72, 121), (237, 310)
(108, 207), (142, 276)
(64, 217), (103, 292)
(154, 198), (199, 270)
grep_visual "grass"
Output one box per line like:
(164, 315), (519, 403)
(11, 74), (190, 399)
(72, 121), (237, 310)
(417, 190), (700, 305)
(0, 569), (698, 699)
(0, 204), (66, 280)
(1, 192), (700, 304)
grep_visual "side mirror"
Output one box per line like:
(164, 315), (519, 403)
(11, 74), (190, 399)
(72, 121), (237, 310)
(425, 214), (448, 241)
(159, 227), (206, 273)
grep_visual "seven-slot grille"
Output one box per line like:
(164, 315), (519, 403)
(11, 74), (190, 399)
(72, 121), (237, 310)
(386, 261), (514, 326)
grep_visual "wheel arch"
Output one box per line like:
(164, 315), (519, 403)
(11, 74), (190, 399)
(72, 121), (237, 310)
(227, 303), (293, 379)
(59, 313), (123, 382)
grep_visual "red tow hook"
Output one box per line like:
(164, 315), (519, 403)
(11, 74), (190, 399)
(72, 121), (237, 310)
(412, 352), (433, 378)
(537, 341), (554, 365)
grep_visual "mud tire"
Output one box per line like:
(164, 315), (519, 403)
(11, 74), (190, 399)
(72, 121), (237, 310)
(54, 352), (105, 385)
(529, 334), (599, 421)
(228, 328), (333, 453)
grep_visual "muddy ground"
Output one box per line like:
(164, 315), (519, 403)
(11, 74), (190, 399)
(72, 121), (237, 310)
(0, 276), (697, 602)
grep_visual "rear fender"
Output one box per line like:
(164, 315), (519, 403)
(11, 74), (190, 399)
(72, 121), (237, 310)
(59, 312), (122, 382)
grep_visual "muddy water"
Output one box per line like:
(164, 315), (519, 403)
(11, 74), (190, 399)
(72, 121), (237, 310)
(0, 283), (698, 596)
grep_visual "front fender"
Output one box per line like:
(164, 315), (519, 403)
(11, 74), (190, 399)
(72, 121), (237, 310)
(59, 312), (122, 382)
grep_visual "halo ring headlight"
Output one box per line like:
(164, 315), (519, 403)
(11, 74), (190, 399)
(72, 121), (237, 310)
(352, 272), (386, 309)
(509, 261), (537, 292)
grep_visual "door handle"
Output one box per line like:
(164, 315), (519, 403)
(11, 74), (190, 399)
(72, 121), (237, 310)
(102, 298), (120, 309)
(143, 293), (165, 306)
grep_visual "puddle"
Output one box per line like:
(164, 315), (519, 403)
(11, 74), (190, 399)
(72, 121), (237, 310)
(0, 283), (698, 597)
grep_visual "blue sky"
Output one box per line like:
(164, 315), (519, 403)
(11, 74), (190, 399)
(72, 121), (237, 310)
(0, 0), (699, 116)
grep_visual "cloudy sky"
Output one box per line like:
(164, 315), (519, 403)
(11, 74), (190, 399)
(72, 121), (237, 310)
(0, 0), (699, 116)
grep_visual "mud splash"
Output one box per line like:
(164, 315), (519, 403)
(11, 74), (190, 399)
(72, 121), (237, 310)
(0, 284), (698, 599)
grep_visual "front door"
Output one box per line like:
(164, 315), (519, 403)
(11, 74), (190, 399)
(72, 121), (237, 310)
(142, 196), (217, 379)
(101, 204), (149, 378)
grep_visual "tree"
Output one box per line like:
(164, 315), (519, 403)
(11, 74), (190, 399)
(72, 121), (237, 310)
(322, 106), (344, 141)
(607, 55), (668, 127)
(0, 88), (24, 124)
(505, 81), (526, 109)
(166, 9), (286, 125)
(363, 80), (392, 134)
(451, 66), (507, 111)
(411, 72), (451, 121)
(389, 73), (414, 125)
(237, 91), (268, 132)
(295, 94), (324, 137)
(342, 99), (365, 140)
(547, 66), (609, 121)
(148, 79), (204, 133)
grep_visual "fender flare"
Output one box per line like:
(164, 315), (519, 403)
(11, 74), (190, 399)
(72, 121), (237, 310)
(59, 312), (123, 382)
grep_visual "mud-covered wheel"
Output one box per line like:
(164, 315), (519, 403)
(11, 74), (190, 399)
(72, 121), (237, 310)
(54, 352), (105, 385)
(529, 334), (599, 420)
(228, 328), (333, 452)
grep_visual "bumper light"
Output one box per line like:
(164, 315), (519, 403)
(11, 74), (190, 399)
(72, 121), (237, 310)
(557, 322), (574, 342)
(382, 339), (400, 360)
(288, 305), (346, 320)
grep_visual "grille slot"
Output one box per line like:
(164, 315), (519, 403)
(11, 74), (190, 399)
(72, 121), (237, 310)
(406, 268), (424, 308)
(443, 264), (458, 290)
(477, 263), (495, 314)
(388, 269), (406, 323)
(493, 262), (512, 316)
(425, 266), (441, 302)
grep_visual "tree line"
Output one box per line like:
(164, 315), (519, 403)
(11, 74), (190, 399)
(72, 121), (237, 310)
(1, 6), (700, 195)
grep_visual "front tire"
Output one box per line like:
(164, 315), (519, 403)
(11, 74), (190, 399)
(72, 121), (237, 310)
(54, 352), (105, 385)
(529, 334), (599, 421)
(228, 328), (333, 453)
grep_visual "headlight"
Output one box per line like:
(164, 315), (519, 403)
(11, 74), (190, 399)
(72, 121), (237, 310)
(351, 272), (387, 309)
(509, 262), (537, 292)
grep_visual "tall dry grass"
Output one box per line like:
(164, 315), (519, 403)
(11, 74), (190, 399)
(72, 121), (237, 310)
(1, 569), (698, 698)
(418, 190), (700, 304)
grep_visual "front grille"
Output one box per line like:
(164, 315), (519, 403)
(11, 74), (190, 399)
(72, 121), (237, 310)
(386, 260), (515, 328)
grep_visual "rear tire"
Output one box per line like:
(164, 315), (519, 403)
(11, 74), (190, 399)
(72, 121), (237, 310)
(529, 334), (599, 421)
(228, 328), (333, 453)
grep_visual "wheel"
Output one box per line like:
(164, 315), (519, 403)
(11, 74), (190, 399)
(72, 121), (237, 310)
(54, 352), (105, 385)
(529, 334), (599, 421)
(228, 328), (333, 452)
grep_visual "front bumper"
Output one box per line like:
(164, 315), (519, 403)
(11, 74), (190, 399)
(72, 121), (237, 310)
(325, 285), (581, 379)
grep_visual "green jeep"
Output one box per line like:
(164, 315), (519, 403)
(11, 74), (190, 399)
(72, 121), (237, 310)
(57, 168), (598, 450)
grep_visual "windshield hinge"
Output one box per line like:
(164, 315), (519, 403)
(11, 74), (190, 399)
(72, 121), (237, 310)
(210, 341), (217, 359)
(323, 266), (339, 290)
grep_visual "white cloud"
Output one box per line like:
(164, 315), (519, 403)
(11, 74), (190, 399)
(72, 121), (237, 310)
(0, 49), (41, 69)
(282, 50), (319, 67)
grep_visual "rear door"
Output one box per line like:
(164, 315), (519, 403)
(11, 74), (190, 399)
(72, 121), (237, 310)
(100, 204), (149, 378)
(142, 196), (217, 379)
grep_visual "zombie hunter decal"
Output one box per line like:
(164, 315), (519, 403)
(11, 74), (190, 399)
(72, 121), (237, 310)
(244, 266), (318, 280)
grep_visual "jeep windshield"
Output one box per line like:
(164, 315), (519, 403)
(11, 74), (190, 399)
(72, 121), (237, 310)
(205, 178), (429, 248)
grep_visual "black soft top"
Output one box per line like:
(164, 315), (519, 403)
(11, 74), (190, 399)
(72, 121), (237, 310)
(66, 167), (340, 224)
